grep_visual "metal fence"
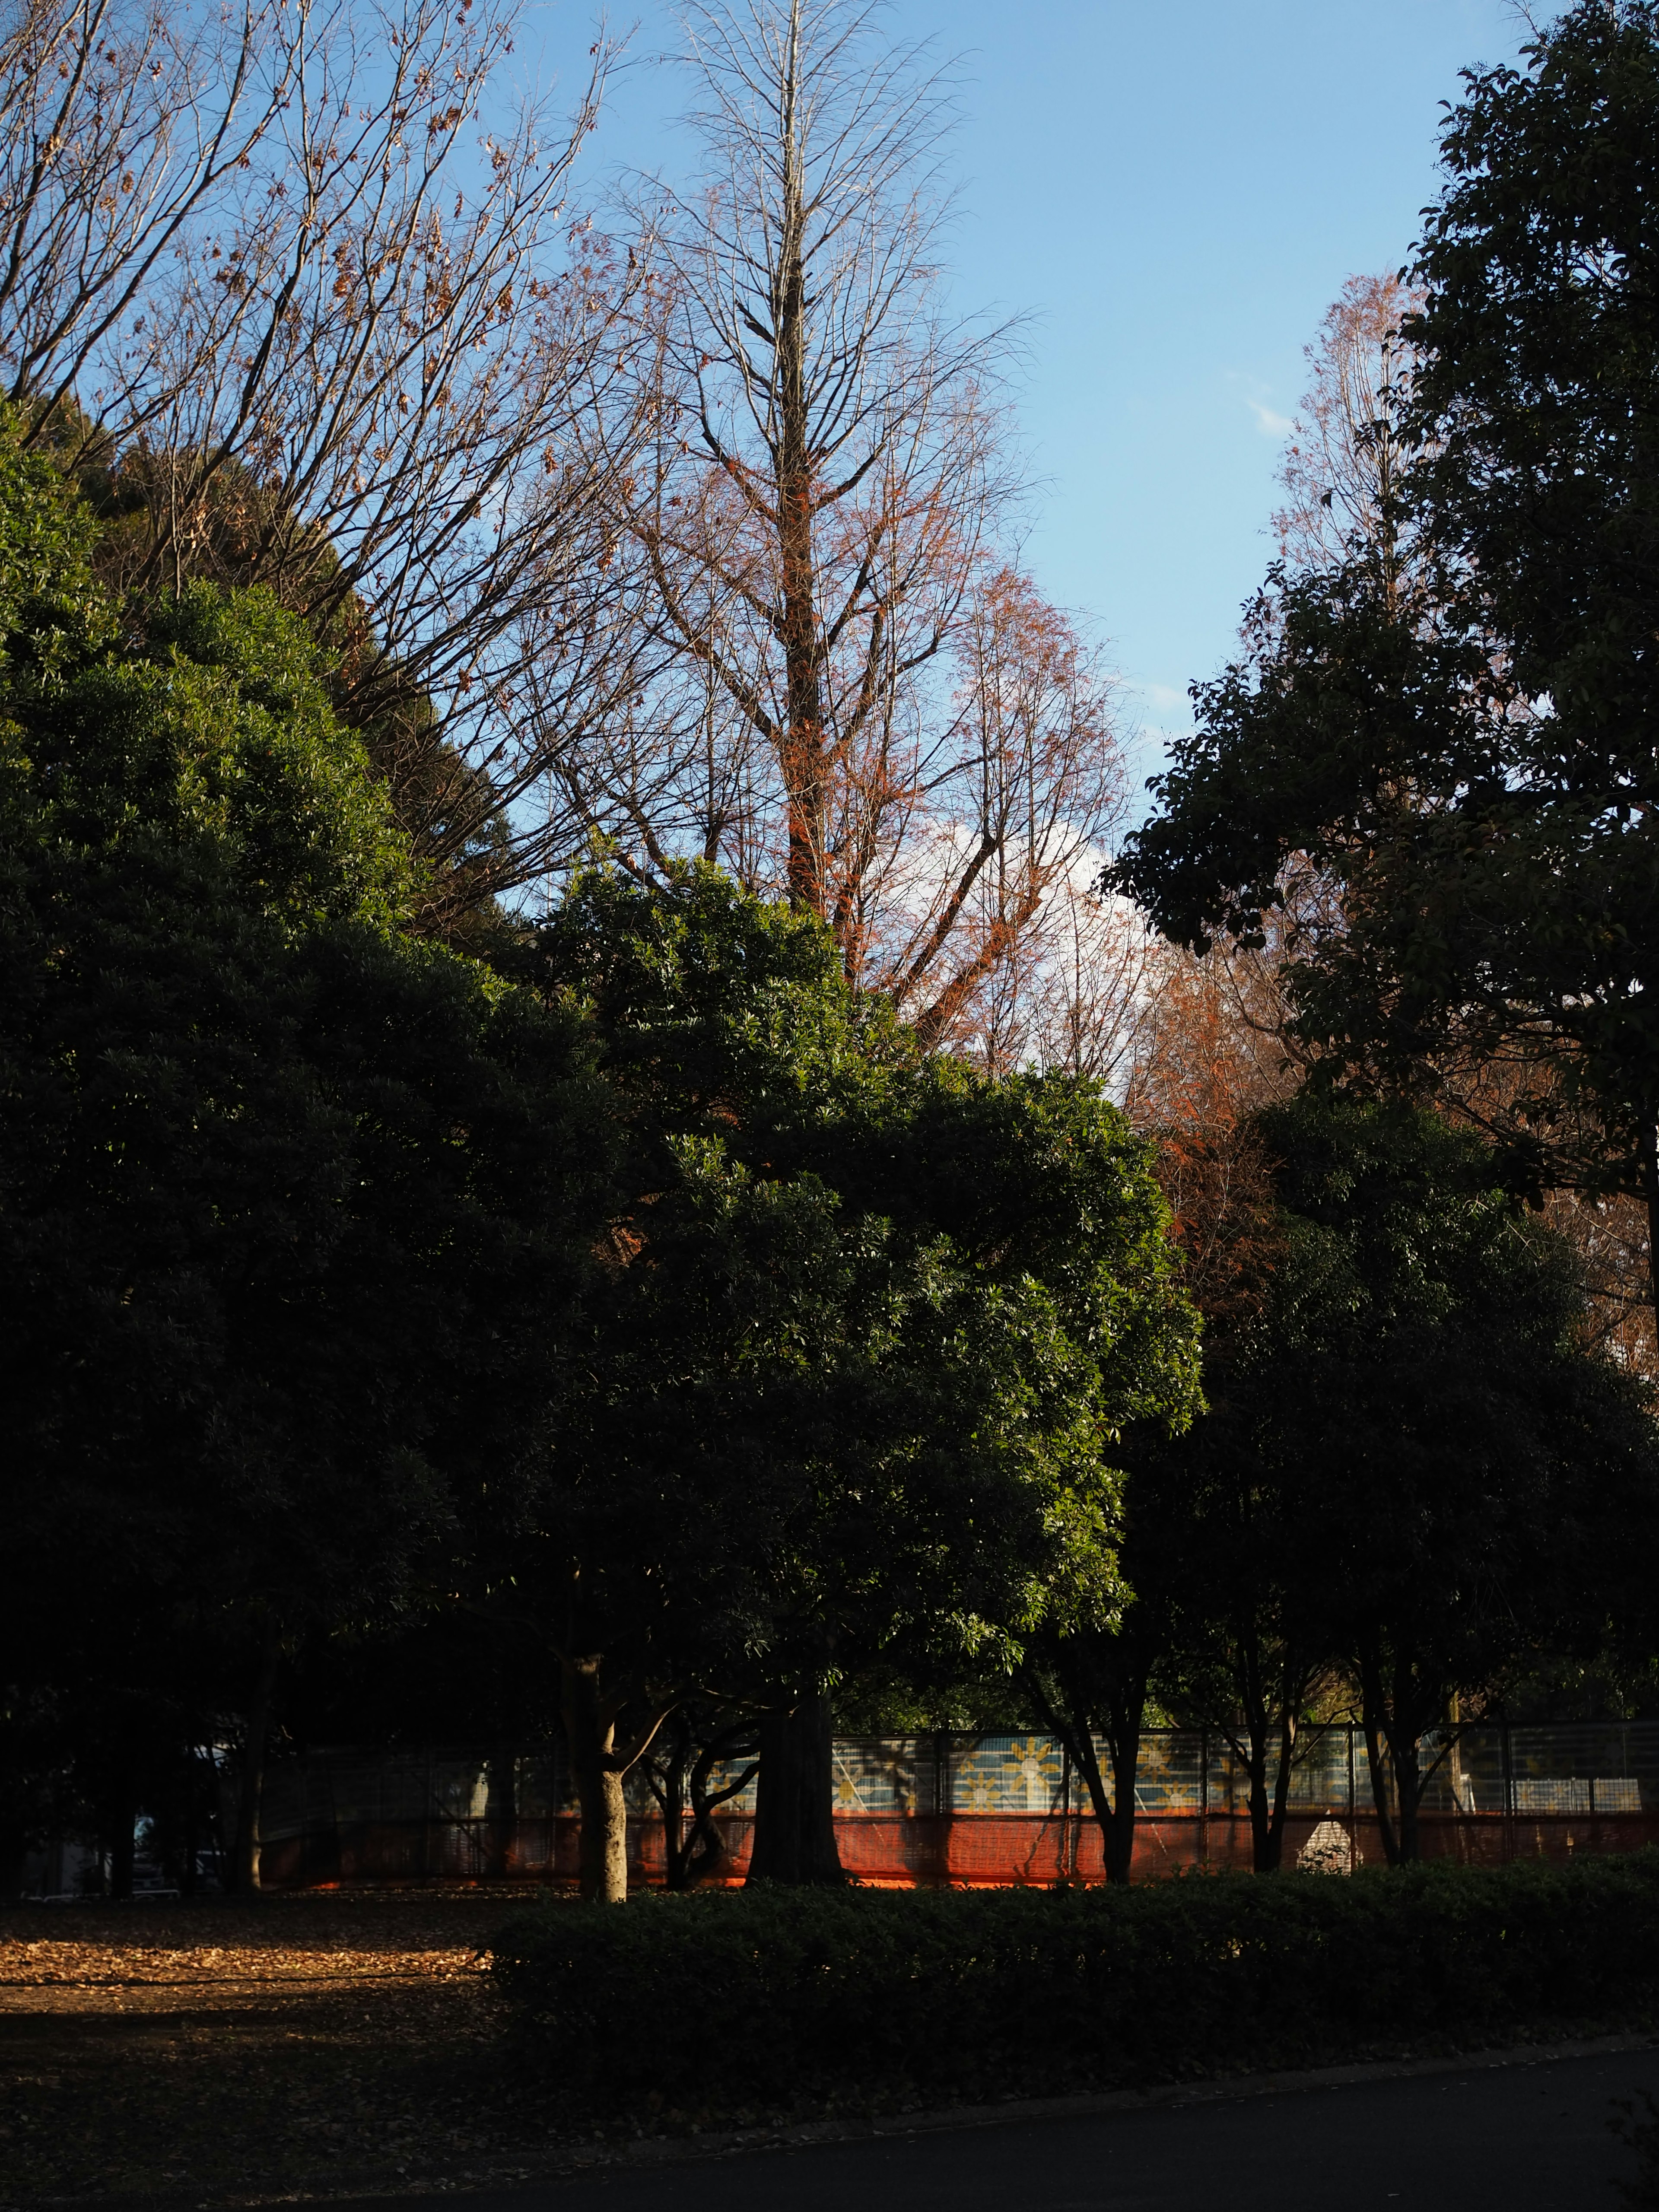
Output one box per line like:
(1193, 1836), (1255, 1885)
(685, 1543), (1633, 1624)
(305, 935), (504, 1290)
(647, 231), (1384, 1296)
(254, 1723), (1659, 1888)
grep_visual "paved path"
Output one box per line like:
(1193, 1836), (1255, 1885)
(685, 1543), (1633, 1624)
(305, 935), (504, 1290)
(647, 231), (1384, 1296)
(339, 2047), (1659, 2212)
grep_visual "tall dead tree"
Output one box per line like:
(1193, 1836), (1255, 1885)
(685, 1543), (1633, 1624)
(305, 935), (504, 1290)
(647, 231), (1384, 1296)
(627, 0), (997, 918)
(540, 0), (1131, 1064)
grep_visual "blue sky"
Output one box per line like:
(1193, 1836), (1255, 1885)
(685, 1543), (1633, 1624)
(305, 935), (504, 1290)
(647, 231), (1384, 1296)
(536, 0), (1529, 807)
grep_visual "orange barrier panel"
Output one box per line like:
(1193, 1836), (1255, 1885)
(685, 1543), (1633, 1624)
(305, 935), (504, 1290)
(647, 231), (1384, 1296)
(257, 1808), (1659, 1890)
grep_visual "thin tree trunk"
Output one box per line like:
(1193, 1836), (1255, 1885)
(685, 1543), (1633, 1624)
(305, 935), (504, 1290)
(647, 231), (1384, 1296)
(1025, 1667), (1116, 1877)
(1265, 1707), (1298, 1872)
(747, 1694), (845, 1885)
(1021, 1658), (1144, 1884)
(235, 1619), (280, 1896)
(1102, 1699), (1143, 1885)
(654, 1723), (692, 1890)
(1385, 1684), (1430, 1866)
(1640, 1105), (1659, 1327)
(678, 1735), (758, 1888)
(561, 1654), (629, 1904)
(1359, 1649), (1402, 1867)
(1238, 1698), (1273, 1874)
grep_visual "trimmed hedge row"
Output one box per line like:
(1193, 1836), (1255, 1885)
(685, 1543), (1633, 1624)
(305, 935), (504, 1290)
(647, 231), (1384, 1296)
(489, 1857), (1659, 2113)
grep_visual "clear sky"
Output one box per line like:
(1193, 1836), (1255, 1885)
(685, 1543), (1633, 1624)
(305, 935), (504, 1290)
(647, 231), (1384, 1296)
(536, 0), (1530, 807)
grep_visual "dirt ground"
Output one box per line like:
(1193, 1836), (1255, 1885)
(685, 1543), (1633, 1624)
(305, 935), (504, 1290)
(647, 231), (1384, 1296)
(0, 1888), (586, 2207)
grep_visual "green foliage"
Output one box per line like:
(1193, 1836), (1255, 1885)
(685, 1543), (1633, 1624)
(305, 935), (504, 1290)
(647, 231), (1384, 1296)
(1111, 6), (1659, 1204)
(6, 577), (414, 929)
(1154, 1096), (1659, 1859)
(0, 413), (103, 668)
(504, 866), (1200, 1708)
(0, 396), (609, 1839)
(531, 859), (912, 1144)
(1236, 1098), (1659, 1670)
(492, 1856), (1659, 2113)
(1409, 2), (1659, 714)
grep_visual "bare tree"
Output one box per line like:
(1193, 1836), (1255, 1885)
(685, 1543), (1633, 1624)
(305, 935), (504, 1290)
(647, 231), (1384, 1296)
(964, 881), (1165, 1090)
(1273, 270), (1423, 591)
(0, 0), (654, 925)
(0, 0), (292, 426)
(879, 566), (1130, 1049)
(1122, 938), (1298, 1323)
(529, 0), (1136, 1073)
(619, 0), (1005, 917)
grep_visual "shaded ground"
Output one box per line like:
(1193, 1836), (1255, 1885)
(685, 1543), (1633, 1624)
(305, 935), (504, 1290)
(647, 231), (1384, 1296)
(3, 1892), (1657, 2210)
(0, 1891), (581, 2206)
(330, 2047), (1659, 2212)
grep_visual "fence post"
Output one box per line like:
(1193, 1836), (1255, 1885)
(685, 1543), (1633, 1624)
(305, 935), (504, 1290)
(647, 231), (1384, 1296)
(1198, 1729), (1209, 1866)
(422, 1748), (434, 1884)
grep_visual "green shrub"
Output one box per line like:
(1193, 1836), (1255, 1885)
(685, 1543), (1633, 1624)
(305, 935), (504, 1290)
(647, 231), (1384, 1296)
(489, 1857), (1659, 2115)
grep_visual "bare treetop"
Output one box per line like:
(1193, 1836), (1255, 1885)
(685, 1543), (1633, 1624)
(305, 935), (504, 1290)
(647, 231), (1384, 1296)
(1273, 270), (1423, 594)
(0, 0), (656, 925)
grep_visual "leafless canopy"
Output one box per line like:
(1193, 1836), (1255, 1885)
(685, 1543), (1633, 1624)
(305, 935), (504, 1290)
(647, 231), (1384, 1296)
(528, 0), (1134, 1054)
(1273, 270), (1424, 598)
(0, 0), (654, 923)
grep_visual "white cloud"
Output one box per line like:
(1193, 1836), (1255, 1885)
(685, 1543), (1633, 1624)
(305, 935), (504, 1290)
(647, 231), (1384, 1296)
(1222, 369), (1294, 441)
(1246, 397), (1294, 439)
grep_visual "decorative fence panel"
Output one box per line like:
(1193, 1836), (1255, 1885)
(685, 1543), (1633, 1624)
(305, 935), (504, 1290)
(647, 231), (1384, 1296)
(253, 1726), (1659, 1890)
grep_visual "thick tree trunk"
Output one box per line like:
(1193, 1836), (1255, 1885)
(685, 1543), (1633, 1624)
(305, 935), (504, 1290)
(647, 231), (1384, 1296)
(561, 1654), (629, 1904)
(771, 19), (828, 914)
(483, 1748), (517, 1881)
(1101, 1710), (1143, 1885)
(235, 1621), (280, 1896)
(747, 1694), (845, 1885)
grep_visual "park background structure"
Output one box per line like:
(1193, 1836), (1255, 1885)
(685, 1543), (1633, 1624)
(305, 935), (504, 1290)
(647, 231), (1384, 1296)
(226, 1726), (1659, 1890)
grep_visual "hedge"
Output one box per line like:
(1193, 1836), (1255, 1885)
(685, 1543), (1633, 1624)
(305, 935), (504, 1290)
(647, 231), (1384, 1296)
(489, 1856), (1659, 2115)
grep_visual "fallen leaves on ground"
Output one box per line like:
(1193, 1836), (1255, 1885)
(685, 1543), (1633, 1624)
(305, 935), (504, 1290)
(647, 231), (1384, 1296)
(0, 1890), (584, 2207)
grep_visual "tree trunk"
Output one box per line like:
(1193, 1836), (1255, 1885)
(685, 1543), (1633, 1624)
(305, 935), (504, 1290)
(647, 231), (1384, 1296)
(483, 1748), (517, 1881)
(1360, 1643), (1449, 1865)
(1359, 1649), (1402, 1866)
(747, 1694), (845, 1885)
(1393, 1727), (1423, 1862)
(561, 1654), (630, 1904)
(1641, 1105), (1659, 1327)
(1265, 1708), (1298, 1872)
(1022, 1659), (1144, 1884)
(652, 1721), (693, 1889)
(108, 1790), (136, 1901)
(235, 1620), (280, 1896)
(1101, 1705), (1143, 1885)
(771, 16), (828, 915)
(681, 1735), (758, 1888)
